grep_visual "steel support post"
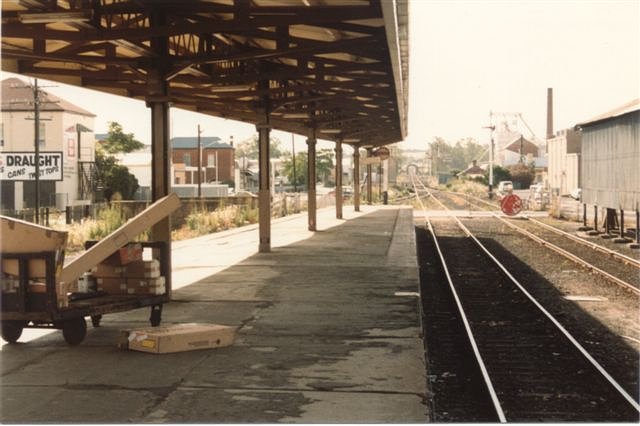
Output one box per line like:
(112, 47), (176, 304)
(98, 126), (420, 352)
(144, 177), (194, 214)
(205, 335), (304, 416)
(307, 130), (317, 231)
(366, 149), (373, 205)
(613, 209), (631, 243)
(257, 121), (271, 252)
(147, 95), (172, 297)
(353, 149), (361, 212)
(335, 140), (343, 219)
(578, 203), (593, 232)
(633, 209), (640, 248)
(147, 10), (172, 296)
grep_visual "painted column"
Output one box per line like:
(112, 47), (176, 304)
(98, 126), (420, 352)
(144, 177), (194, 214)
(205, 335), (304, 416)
(307, 129), (317, 231)
(147, 88), (172, 297)
(366, 149), (373, 205)
(257, 121), (271, 253)
(335, 140), (343, 219)
(353, 148), (360, 212)
(147, 9), (172, 297)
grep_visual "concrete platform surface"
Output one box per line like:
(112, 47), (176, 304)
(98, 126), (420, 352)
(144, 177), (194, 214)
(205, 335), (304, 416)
(1, 206), (428, 423)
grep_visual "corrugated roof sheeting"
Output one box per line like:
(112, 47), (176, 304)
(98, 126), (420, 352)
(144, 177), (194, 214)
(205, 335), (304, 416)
(580, 111), (640, 211)
(1, 0), (409, 147)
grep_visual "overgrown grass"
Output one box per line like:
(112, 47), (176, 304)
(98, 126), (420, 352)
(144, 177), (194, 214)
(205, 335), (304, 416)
(444, 179), (488, 197)
(88, 205), (126, 240)
(171, 204), (259, 240)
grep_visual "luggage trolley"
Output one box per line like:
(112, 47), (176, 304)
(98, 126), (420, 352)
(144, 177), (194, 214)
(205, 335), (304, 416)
(1, 241), (170, 345)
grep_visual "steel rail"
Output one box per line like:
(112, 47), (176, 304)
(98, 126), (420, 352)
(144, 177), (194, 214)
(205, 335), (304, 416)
(439, 189), (640, 293)
(410, 173), (507, 423)
(414, 176), (640, 415)
(494, 216), (640, 295)
(525, 216), (640, 268)
(453, 188), (640, 268)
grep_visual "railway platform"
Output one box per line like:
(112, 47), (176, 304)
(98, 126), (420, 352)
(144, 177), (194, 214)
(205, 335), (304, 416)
(0, 206), (428, 423)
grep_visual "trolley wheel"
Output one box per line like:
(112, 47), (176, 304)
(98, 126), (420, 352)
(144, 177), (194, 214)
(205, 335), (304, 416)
(62, 317), (87, 345)
(1, 320), (25, 344)
(91, 315), (102, 328)
(149, 305), (162, 327)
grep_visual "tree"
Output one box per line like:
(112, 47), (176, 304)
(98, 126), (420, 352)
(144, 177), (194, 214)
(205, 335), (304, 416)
(450, 138), (487, 171)
(316, 148), (335, 185)
(508, 162), (535, 189)
(95, 122), (141, 200)
(95, 149), (139, 200)
(100, 121), (144, 154)
(236, 135), (284, 160)
(483, 165), (511, 185)
(428, 137), (452, 175)
(282, 152), (308, 187)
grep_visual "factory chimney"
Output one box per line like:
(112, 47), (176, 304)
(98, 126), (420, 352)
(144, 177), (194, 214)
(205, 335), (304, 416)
(546, 88), (554, 139)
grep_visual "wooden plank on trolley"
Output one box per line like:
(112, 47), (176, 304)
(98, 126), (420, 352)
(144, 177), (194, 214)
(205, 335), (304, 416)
(59, 193), (181, 286)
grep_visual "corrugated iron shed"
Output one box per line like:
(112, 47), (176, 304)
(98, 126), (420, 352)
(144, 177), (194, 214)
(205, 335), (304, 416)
(577, 100), (639, 211)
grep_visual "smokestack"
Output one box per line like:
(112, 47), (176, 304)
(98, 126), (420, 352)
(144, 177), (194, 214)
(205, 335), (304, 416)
(546, 88), (554, 139)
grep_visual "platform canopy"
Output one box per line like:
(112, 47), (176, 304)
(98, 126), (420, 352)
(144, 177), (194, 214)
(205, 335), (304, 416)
(1, 0), (408, 148)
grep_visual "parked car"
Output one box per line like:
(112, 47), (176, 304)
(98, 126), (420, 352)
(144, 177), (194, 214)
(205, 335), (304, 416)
(496, 181), (513, 199)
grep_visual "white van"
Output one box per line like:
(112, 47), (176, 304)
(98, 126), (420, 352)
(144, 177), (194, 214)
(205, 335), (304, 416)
(497, 181), (513, 198)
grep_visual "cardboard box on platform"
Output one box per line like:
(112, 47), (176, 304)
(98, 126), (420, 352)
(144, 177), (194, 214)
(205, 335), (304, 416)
(122, 323), (237, 354)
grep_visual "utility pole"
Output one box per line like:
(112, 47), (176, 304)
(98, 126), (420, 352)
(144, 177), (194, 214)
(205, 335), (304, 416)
(34, 79), (41, 223)
(197, 124), (202, 198)
(483, 111), (496, 199)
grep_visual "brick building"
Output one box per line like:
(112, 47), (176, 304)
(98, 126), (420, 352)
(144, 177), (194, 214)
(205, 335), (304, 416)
(171, 136), (234, 185)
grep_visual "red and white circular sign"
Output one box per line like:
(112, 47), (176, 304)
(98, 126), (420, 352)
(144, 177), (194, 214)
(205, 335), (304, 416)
(500, 194), (523, 216)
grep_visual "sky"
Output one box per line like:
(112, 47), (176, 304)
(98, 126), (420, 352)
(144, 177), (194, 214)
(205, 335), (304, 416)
(3, 0), (639, 152)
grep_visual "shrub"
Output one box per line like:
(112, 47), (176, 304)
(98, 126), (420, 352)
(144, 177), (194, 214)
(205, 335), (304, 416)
(88, 206), (125, 240)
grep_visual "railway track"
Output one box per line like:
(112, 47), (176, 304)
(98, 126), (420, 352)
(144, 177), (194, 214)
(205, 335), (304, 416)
(412, 175), (640, 422)
(429, 187), (640, 295)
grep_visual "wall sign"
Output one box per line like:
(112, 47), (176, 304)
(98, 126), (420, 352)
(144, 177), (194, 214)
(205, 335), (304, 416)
(0, 151), (64, 181)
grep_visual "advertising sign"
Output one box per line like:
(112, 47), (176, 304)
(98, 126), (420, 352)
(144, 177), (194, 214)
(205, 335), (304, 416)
(0, 151), (64, 181)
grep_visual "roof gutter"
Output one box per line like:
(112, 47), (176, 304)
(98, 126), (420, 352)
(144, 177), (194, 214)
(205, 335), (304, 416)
(380, 0), (408, 142)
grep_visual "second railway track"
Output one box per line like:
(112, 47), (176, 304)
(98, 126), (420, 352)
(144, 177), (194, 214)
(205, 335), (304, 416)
(412, 175), (640, 422)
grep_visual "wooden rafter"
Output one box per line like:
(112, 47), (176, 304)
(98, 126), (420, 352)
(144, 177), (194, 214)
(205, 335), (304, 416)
(1, 0), (407, 147)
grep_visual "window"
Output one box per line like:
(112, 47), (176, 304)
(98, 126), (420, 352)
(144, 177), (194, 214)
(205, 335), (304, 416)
(184, 153), (191, 166)
(0, 122), (4, 147)
(207, 153), (216, 167)
(38, 122), (45, 148)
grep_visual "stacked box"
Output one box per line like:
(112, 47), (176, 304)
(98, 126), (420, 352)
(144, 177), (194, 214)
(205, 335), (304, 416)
(93, 259), (164, 295)
(96, 276), (165, 295)
(126, 276), (166, 295)
(125, 259), (160, 278)
(103, 243), (143, 266)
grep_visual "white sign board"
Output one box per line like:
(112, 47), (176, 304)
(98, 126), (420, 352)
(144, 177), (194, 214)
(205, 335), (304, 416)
(0, 151), (64, 181)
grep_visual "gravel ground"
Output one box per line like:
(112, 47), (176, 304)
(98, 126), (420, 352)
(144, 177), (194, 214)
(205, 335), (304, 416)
(460, 217), (639, 400)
